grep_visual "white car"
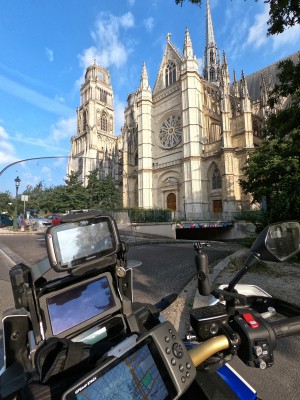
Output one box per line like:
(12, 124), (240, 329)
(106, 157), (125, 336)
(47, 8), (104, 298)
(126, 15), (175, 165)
(27, 215), (52, 230)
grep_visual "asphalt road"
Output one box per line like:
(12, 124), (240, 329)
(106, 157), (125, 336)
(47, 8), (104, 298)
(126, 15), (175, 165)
(0, 233), (299, 399)
(0, 233), (237, 307)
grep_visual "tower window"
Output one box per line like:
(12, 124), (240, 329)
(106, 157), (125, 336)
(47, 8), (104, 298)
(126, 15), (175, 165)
(101, 113), (108, 131)
(83, 111), (87, 130)
(209, 67), (215, 81)
(210, 50), (214, 63)
(100, 89), (107, 103)
(165, 61), (176, 87)
(212, 166), (222, 189)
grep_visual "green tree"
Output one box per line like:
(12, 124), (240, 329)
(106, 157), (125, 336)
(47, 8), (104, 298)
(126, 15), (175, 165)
(41, 185), (67, 213)
(64, 171), (87, 211)
(0, 191), (13, 213)
(23, 182), (45, 213)
(86, 168), (122, 209)
(240, 59), (300, 223)
(175, 0), (300, 36)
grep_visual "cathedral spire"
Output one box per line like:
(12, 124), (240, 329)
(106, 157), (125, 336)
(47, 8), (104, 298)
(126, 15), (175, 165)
(260, 74), (268, 108)
(203, 0), (220, 84)
(140, 62), (150, 91)
(206, 0), (215, 47)
(183, 26), (194, 59)
(241, 70), (251, 114)
(232, 70), (239, 97)
(221, 50), (230, 84)
(241, 70), (249, 98)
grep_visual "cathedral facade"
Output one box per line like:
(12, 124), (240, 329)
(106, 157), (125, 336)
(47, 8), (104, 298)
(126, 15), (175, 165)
(122, 1), (265, 221)
(68, 0), (298, 222)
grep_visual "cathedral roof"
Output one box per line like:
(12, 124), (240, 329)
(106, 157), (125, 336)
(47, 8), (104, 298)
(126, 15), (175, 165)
(245, 51), (300, 101)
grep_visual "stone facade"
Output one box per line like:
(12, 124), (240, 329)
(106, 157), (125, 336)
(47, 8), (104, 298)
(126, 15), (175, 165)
(122, 2), (260, 221)
(68, 61), (121, 187)
(68, 0), (298, 222)
(122, 1), (298, 221)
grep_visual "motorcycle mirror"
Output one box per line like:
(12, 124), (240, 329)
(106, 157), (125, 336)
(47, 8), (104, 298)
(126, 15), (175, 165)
(263, 221), (300, 261)
(227, 221), (300, 292)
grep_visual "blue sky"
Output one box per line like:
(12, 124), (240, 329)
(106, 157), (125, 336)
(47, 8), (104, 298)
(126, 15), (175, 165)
(0, 0), (299, 195)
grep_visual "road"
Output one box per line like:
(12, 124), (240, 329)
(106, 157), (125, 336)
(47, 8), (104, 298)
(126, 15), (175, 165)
(0, 233), (299, 399)
(0, 233), (237, 308)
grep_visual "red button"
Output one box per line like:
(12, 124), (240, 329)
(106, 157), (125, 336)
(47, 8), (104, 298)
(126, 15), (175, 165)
(242, 313), (259, 328)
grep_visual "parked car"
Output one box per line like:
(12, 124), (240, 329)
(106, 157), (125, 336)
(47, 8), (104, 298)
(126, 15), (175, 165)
(0, 213), (13, 228)
(45, 214), (62, 225)
(26, 215), (52, 230)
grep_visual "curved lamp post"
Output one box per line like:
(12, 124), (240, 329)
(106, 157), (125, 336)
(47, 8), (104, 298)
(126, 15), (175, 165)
(13, 176), (21, 229)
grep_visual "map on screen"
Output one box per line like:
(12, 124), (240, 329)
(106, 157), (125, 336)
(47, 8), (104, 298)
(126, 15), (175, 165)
(75, 343), (169, 400)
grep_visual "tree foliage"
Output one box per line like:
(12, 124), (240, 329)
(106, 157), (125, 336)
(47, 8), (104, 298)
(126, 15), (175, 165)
(4, 172), (123, 215)
(240, 59), (300, 223)
(175, 0), (300, 36)
(0, 191), (14, 214)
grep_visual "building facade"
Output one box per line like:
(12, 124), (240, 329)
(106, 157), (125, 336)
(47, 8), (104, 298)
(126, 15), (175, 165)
(68, 0), (298, 222)
(68, 61), (121, 187)
(122, 0), (298, 221)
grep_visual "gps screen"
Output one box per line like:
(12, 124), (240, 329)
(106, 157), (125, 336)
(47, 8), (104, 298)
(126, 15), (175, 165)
(47, 276), (116, 335)
(74, 343), (170, 400)
(56, 220), (113, 264)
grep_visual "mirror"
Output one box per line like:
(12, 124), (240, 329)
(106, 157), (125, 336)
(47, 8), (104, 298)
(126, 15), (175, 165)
(265, 221), (300, 261)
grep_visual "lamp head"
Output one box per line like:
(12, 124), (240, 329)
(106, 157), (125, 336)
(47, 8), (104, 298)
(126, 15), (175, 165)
(14, 176), (21, 188)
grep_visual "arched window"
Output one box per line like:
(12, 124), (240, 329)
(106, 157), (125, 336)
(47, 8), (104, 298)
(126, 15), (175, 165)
(101, 113), (107, 131)
(210, 50), (214, 63)
(165, 61), (176, 87)
(167, 193), (176, 211)
(209, 67), (215, 81)
(83, 111), (87, 130)
(212, 166), (222, 189)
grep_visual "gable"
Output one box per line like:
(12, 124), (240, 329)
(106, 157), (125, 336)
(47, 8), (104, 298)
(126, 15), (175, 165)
(153, 40), (183, 95)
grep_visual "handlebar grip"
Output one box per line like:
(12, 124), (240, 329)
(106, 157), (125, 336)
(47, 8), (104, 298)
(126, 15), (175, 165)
(188, 335), (230, 367)
(270, 316), (300, 339)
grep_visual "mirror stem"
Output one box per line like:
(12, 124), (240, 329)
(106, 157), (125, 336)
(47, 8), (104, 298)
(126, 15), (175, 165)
(227, 252), (260, 292)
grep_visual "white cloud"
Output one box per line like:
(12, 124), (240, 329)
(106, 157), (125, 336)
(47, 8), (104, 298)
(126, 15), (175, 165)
(143, 17), (155, 33)
(271, 24), (300, 51)
(244, 4), (300, 52)
(0, 126), (18, 166)
(51, 116), (77, 143)
(245, 6), (269, 49)
(55, 94), (65, 103)
(78, 12), (135, 71)
(45, 48), (54, 62)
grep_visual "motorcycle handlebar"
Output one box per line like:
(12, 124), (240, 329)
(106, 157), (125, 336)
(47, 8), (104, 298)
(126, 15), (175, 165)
(270, 316), (300, 339)
(188, 335), (230, 367)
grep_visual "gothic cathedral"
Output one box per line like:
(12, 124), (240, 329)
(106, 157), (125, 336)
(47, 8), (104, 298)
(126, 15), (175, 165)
(68, 0), (299, 222)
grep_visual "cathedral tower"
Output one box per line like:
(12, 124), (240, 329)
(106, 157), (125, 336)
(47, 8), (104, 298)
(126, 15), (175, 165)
(68, 61), (120, 186)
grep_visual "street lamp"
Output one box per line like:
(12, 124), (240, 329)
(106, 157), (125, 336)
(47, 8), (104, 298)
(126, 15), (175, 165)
(13, 176), (21, 230)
